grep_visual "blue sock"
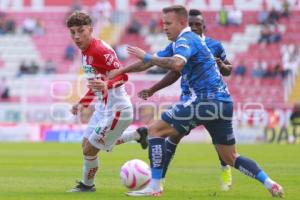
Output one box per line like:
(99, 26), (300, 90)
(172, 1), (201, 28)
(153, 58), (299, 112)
(148, 137), (165, 179)
(162, 139), (177, 178)
(234, 156), (269, 184)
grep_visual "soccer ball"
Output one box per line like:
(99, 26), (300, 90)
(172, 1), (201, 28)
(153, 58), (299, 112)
(120, 159), (151, 190)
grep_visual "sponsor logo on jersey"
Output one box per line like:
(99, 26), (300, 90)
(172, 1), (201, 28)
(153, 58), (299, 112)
(83, 65), (96, 74)
(104, 54), (114, 66)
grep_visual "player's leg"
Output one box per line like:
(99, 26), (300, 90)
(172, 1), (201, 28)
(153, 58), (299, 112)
(216, 144), (284, 197)
(68, 139), (100, 192)
(69, 107), (133, 192)
(127, 120), (179, 197)
(214, 146), (232, 191)
(127, 102), (193, 197)
(208, 101), (283, 197)
(83, 105), (148, 149)
(115, 127), (148, 149)
(68, 109), (102, 192)
(162, 134), (184, 179)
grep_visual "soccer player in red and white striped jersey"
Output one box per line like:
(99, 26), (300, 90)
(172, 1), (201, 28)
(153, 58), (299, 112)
(66, 11), (147, 192)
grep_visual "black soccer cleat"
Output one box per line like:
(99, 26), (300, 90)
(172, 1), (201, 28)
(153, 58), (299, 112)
(67, 181), (96, 192)
(136, 127), (148, 150)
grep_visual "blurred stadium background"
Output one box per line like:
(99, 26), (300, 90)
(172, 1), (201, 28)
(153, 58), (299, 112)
(0, 0), (300, 144)
(0, 0), (300, 199)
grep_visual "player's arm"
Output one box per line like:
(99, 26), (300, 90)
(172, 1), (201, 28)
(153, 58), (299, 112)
(216, 42), (232, 76)
(128, 46), (187, 72)
(147, 56), (185, 72)
(138, 71), (180, 100)
(216, 58), (232, 76)
(149, 71), (180, 92)
(87, 73), (128, 91)
(108, 61), (154, 79)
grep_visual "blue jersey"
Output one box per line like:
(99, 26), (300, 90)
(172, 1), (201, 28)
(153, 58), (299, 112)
(156, 27), (231, 102)
(205, 36), (227, 62)
(180, 36), (228, 101)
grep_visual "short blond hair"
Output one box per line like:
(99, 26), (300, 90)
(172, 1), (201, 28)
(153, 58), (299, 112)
(162, 5), (188, 19)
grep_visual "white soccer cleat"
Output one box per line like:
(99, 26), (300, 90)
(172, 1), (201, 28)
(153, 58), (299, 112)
(268, 182), (284, 198)
(126, 185), (163, 197)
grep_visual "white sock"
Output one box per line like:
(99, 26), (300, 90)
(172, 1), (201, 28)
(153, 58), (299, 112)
(221, 165), (230, 170)
(264, 178), (275, 189)
(82, 155), (99, 186)
(148, 179), (162, 191)
(118, 129), (140, 143)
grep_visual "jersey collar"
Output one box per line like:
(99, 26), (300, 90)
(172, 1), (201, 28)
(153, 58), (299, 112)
(82, 37), (96, 54)
(177, 27), (191, 38)
(200, 34), (206, 41)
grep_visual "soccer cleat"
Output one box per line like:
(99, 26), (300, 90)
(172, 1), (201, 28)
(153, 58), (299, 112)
(67, 181), (96, 192)
(126, 185), (163, 197)
(220, 165), (232, 191)
(136, 127), (148, 150)
(268, 182), (284, 198)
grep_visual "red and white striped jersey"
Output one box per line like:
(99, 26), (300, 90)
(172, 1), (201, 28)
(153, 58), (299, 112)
(79, 38), (131, 111)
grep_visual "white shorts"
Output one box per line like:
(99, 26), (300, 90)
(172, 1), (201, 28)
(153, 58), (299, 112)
(84, 106), (133, 151)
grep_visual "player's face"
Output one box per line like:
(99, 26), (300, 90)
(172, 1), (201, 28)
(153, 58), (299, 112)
(69, 25), (93, 51)
(162, 12), (186, 41)
(188, 15), (205, 36)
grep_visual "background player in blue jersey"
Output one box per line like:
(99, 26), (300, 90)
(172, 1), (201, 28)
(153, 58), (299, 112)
(109, 5), (284, 198)
(136, 8), (233, 191)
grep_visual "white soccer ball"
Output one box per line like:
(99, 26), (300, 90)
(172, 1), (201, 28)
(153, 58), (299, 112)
(120, 159), (151, 190)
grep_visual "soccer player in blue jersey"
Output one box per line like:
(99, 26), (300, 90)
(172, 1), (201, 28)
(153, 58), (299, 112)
(137, 9), (233, 191)
(110, 5), (284, 198)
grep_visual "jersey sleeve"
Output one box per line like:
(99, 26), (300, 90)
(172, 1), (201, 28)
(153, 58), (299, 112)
(218, 42), (227, 61)
(93, 42), (123, 72)
(173, 37), (192, 63)
(92, 41), (128, 89)
(156, 43), (173, 57)
(79, 89), (95, 107)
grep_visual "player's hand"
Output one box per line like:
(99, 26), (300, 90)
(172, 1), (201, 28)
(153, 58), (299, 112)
(71, 103), (82, 115)
(215, 57), (223, 67)
(87, 79), (107, 92)
(127, 46), (146, 60)
(138, 89), (154, 100)
(108, 69), (122, 79)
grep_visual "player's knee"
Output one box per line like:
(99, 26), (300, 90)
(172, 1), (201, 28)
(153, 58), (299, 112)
(83, 142), (99, 156)
(168, 134), (183, 144)
(148, 125), (161, 137)
(148, 128), (158, 137)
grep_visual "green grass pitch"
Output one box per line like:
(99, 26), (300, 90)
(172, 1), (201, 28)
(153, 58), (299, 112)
(0, 143), (299, 200)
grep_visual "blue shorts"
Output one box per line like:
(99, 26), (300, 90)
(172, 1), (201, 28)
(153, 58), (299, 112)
(161, 100), (235, 145)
